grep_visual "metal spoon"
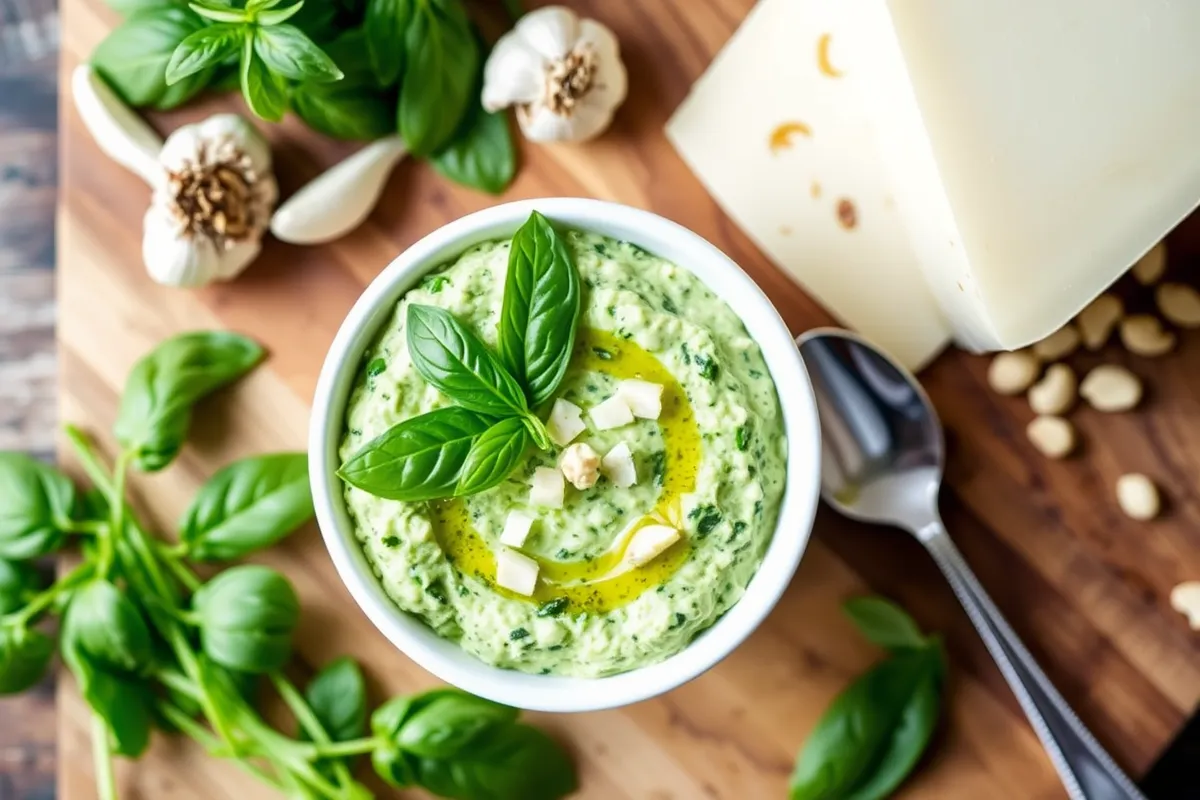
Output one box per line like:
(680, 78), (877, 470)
(796, 328), (1146, 800)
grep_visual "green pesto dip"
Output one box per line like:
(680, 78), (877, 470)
(340, 231), (786, 677)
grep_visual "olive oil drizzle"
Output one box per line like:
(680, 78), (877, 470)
(430, 329), (702, 614)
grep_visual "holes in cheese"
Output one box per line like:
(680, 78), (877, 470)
(624, 524), (681, 568)
(500, 510), (535, 548)
(529, 466), (564, 508)
(616, 379), (663, 419)
(496, 547), (539, 596)
(546, 398), (586, 446)
(601, 442), (637, 488)
(589, 395), (634, 430)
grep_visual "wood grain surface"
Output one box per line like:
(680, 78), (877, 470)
(57, 0), (1200, 798)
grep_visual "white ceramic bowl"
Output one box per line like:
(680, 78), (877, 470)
(310, 198), (821, 712)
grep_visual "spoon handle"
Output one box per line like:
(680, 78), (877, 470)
(917, 521), (1146, 800)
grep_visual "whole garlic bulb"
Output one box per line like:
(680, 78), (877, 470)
(144, 115), (278, 288)
(482, 6), (627, 143)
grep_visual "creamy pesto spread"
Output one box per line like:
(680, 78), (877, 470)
(340, 231), (786, 677)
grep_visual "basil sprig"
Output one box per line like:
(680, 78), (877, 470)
(340, 211), (581, 502)
(789, 597), (946, 800)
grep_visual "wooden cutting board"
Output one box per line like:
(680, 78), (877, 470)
(58, 0), (1200, 797)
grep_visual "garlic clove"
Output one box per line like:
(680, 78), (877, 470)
(578, 19), (621, 63)
(71, 65), (164, 188)
(516, 103), (579, 142)
(483, 29), (552, 112)
(513, 5), (581, 60)
(271, 136), (408, 245)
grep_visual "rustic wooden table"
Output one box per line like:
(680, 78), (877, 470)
(4, 0), (1200, 797)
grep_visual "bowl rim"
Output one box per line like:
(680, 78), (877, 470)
(309, 198), (821, 712)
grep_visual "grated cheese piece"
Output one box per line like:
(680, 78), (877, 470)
(546, 398), (587, 446)
(496, 548), (539, 596)
(590, 395), (635, 430)
(499, 511), (535, 548)
(601, 442), (637, 488)
(616, 379), (664, 419)
(529, 466), (564, 508)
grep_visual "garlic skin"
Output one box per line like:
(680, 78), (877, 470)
(483, 6), (627, 143)
(143, 114), (277, 288)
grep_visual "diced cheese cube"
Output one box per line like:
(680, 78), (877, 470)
(616, 379), (663, 419)
(529, 467), (564, 508)
(546, 398), (587, 446)
(496, 548), (539, 596)
(499, 511), (535, 548)
(624, 525), (681, 567)
(601, 442), (638, 488)
(590, 395), (635, 430)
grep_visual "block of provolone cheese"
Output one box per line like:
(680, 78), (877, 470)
(841, 0), (1200, 350)
(666, 0), (951, 370)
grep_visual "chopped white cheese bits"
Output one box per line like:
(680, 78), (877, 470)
(589, 395), (635, 430)
(559, 442), (601, 490)
(546, 398), (586, 446)
(616, 379), (664, 419)
(499, 511), (535, 548)
(496, 548), (539, 596)
(529, 467), (564, 508)
(601, 442), (637, 488)
(624, 524), (681, 567)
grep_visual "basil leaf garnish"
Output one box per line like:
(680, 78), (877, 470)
(499, 211), (581, 407)
(406, 304), (529, 417)
(165, 23), (245, 85)
(338, 406), (493, 501)
(253, 23), (343, 83)
(303, 656), (368, 743)
(455, 417), (531, 497)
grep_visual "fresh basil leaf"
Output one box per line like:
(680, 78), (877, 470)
(92, 7), (214, 110)
(188, 0), (249, 23)
(431, 102), (516, 194)
(843, 649), (944, 800)
(0, 626), (54, 695)
(63, 648), (155, 756)
(105, 0), (186, 13)
(373, 743), (418, 789)
(364, 0), (412, 86)
(193, 565), (299, 674)
(180, 452), (313, 561)
(241, 36), (290, 121)
(292, 82), (395, 140)
(303, 657), (368, 742)
(843, 596), (929, 652)
(409, 722), (577, 800)
(0, 560), (41, 616)
(288, 0), (340, 41)
(256, 1), (306, 25)
(254, 23), (343, 82)
(788, 649), (941, 800)
(498, 212), (581, 406)
(166, 22), (244, 84)
(455, 417), (530, 497)
(62, 581), (154, 675)
(395, 690), (518, 758)
(406, 305), (529, 417)
(339, 407), (491, 501)
(246, 0), (284, 10)
(0, 453), (75, 561)
(398, 0), (479, 155)
(114, 331), (264, 472)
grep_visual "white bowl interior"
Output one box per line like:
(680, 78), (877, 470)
(310, 198), (821, 712)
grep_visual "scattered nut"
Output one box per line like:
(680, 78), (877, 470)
(1027, 364), (1077, 415)
(1116, 473), (1160, 520)
(1170, 582), (1200, 630)
(559, 442), (601, 490)
(1032, 324), (1080, 361)
(1075, 294), (1124, 350)
(1155, 283), (1200, 328)
(1025, 415), (1076, 459)
(1131, 241), (1167, 285)
(1119, 314), (1176, 357)
(987, 351), (1040, 395)
(1079, 364), (1142, 412)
